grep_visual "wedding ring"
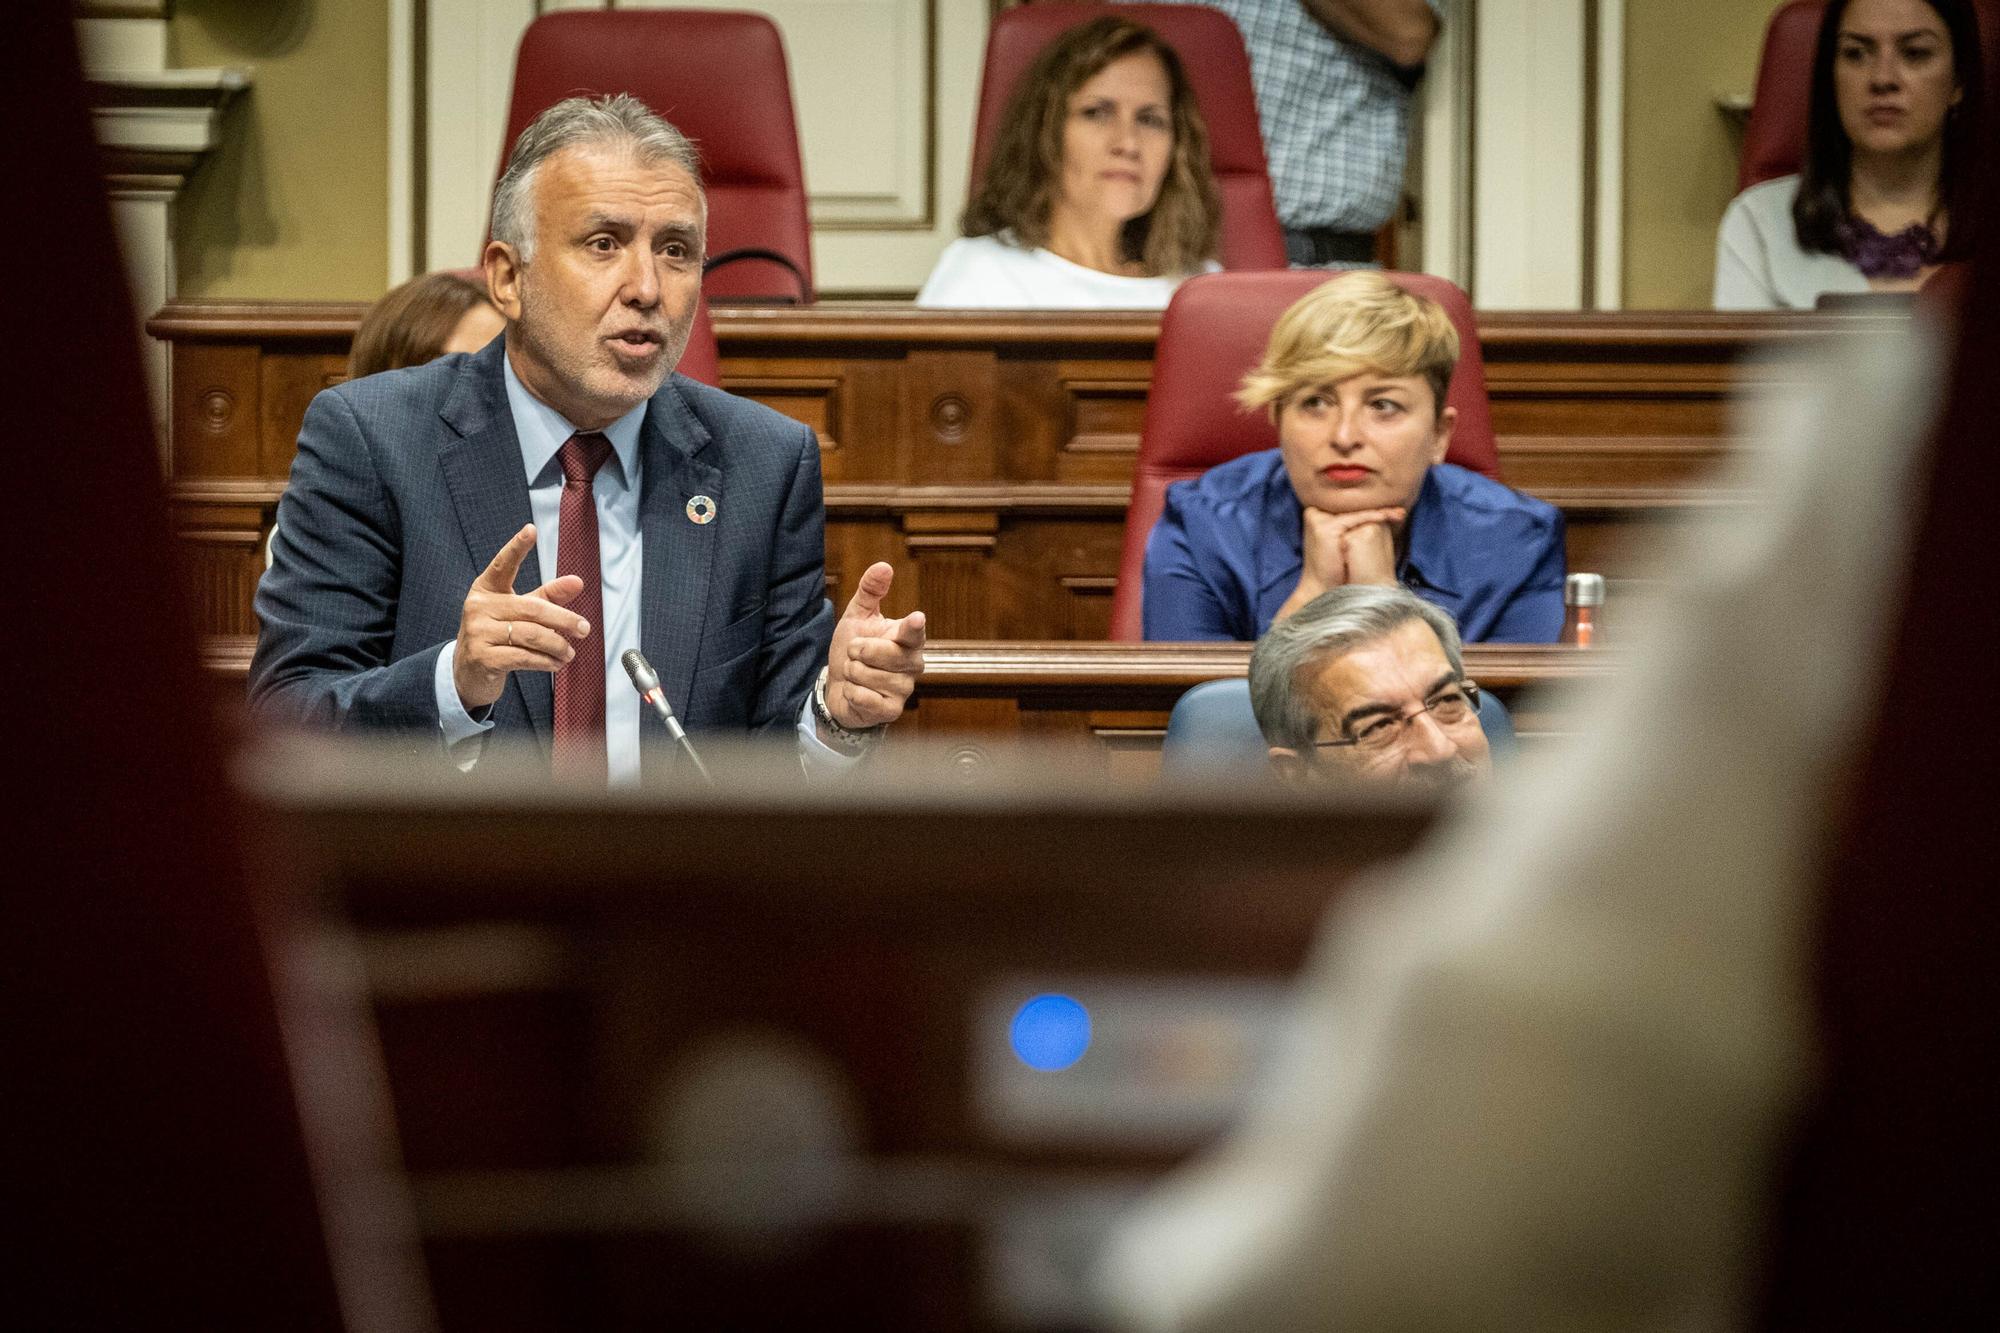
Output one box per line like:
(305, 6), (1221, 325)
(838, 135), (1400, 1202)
(506, 622), (514, 647)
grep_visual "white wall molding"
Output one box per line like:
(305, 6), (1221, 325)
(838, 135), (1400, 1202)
(388, 0), (415, 284)
(1593, 0), (1624, 309)
(1473, 0), (1586, 308)
(421, 0), (538, 273)
(82, 11), (248, 454)
(1417, 4), (1474, 287)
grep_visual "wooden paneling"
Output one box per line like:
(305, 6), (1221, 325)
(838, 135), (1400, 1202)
(152, 301), (1899, 640)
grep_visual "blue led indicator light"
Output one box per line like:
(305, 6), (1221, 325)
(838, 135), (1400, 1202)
(1010, 993), (1091, 1071)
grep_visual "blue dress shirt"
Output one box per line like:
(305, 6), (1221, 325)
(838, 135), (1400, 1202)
(435, 354), (841, 781)
(1142, 451), (1566, 642)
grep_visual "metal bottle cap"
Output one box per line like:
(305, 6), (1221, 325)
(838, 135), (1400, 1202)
(1565, 572), (1605, 607)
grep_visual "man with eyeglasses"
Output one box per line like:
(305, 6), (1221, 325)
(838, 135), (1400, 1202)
(1248, 584), (1490, 791)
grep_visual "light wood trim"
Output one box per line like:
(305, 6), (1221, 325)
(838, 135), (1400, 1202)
(202, 635), (1617, 691)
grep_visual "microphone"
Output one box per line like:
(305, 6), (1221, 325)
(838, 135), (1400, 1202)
(621, 649), (713, 785)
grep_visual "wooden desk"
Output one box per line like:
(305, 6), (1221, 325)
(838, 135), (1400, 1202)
(246, 741), (1435, 1328)
(155, 304), (1885, 640)
(204, 636), (1613, 771)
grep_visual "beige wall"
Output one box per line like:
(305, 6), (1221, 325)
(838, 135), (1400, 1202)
(172, 0), (390, 300)
(1621, 0), (1791, 308)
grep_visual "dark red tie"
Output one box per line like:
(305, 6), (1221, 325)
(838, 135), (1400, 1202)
(552, 431), (613, 782)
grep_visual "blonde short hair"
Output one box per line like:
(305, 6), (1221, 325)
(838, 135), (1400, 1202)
(1236, 272), (1460, 417)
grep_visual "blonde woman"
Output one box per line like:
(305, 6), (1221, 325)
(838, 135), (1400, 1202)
(1143, 273), (1564, 642)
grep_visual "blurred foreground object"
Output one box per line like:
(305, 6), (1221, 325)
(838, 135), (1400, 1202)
(10, 1), (426, 1326)
(233, 736), (1437, 1327)
(1100, 121), (1999, 1329)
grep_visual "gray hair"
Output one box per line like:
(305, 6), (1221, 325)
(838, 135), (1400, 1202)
(1248, 585), (1467, 752)
(490, 93), (702, 262)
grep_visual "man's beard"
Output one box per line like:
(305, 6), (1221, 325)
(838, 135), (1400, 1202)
(515, 283), (694, 413)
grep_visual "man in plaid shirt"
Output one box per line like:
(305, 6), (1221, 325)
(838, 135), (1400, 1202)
(1160, 0), (1444, 266)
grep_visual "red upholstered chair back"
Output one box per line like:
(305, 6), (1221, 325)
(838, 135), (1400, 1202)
(970, 3), (1287, 270)
(1740, 0), (2000, 191)
(1108, 269), (1498, 639)
(498, 10), (814, 302)
(680, 290), (723, 387)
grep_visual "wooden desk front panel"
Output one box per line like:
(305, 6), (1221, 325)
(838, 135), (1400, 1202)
(204, 636), (1613, 773)
(256, 776), (1435, 1328)
(155, 304), (1878, 640)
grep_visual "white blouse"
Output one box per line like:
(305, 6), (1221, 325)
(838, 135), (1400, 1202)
(916, 234), (1218, 309)
(1713, 175), (1872, 310)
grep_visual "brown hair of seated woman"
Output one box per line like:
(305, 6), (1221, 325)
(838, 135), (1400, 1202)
(964, 15), (1221, 277)
(348, 271), (499, 379)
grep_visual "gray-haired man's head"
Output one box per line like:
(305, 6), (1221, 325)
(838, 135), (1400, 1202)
(490, 93), (703, 262)
(1248, 585), (1490, 791)
(482, 94), (706, 432)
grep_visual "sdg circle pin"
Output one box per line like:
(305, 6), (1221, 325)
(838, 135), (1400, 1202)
(686, 494), (717, 526)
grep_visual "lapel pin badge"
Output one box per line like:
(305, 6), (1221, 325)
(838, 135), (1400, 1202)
(686, 494), (717, 526)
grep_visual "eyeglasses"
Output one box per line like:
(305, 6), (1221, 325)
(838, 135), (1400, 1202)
(1314, 680), (1482, 756)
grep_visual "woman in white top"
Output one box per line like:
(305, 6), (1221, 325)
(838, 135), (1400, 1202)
(917, 16), (1223, 308)
(1715, 0), (1983, 309)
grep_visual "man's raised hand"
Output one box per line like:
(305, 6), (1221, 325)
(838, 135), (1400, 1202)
(825, 561), (926, 732)
(452, 523), (590, 711)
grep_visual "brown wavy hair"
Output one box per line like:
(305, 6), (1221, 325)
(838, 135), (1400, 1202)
(963, 16), (1220, 275)
(349, 271), (496, 379)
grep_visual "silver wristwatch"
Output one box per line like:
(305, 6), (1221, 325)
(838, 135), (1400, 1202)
(813, 665), (885, 749)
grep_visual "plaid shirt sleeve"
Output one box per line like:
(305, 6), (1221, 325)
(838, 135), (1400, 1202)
(1158, 0), (1445, 233)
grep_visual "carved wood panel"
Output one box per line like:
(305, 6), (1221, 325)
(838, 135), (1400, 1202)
(151, 303), (1899, 642)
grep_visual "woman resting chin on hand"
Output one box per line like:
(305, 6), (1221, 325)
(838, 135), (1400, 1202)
(1143, 272), (1568, 644)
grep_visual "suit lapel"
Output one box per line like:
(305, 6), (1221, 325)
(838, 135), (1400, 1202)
(639, 380), (720, 729)
(436, 342), (551, 742)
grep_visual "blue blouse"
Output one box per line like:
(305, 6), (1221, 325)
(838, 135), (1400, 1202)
(1142, 451), (1566, 642)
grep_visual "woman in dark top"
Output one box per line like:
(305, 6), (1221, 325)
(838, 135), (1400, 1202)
(1716, 0), (1984, 308)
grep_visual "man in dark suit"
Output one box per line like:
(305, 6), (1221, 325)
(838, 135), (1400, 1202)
(251, 94), (924, 780)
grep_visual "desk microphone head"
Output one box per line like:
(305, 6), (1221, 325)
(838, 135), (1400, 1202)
(621, 648), (661, 695)
(620, 647), (711, 784)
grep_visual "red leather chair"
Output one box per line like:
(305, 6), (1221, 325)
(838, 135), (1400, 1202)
(497, 10), (814, 302)
(971, 3), (1288, 270)
(1740, 0), (1999, 190)
(680, 291), (723, 387)
(1107, 269), (1498, 639)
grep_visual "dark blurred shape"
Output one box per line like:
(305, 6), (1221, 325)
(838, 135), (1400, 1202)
(7, 1), (402, 1326)
(237, 739), (1433, 1329)
(496, 10), (814, 302)
(1760, 57), (2000, 1329)
(1109, 268), (1499, 640)
(350, 271), (500, 379)
(970, 3), (1287, 271)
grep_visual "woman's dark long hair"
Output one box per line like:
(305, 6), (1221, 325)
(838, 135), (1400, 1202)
(1795, 0), (1985, 259)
